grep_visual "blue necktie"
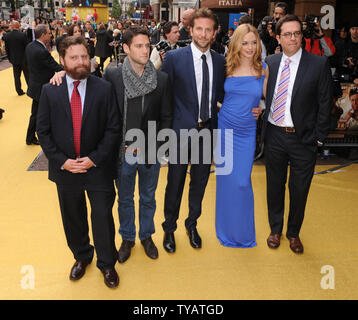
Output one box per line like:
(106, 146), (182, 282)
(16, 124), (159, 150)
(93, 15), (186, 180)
(200, 54), (209, 122)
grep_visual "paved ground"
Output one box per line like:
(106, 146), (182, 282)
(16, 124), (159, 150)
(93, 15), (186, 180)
(0, 57), (11, 71)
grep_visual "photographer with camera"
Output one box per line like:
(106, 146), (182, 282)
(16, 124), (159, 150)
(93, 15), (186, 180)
(258, 2), (288, 55)
(303, 15), (335, 57)
(332, 19), (358, 84)
(150, 21), (180, 70)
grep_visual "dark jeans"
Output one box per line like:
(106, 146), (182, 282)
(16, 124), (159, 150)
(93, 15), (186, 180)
(116, 159), (160, 241)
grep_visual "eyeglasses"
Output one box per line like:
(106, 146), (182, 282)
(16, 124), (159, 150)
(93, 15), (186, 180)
(281, 31), (302, 38)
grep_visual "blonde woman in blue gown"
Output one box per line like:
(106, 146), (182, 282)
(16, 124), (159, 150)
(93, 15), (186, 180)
(215, 24), (269, 247)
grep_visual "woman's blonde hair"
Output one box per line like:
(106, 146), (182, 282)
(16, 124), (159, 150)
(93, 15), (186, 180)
(226, 24), (263, 79)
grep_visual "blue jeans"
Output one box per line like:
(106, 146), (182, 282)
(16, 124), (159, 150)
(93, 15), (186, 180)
(116, 159), (160, 241)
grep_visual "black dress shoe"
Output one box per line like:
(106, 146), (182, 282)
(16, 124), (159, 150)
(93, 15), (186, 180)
(187, 227), (202, 249)
(101, 268), (119, 288)
(26, 138), (40, 145)
(18, 91), (25, 96)
(118, 240), (135, 263)
(69, 261), (89, 281)
(163, 232), (176, 253)
(141, 237), (158, 259)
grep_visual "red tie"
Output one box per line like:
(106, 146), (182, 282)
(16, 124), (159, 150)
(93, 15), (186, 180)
(70, 80), (82, 157)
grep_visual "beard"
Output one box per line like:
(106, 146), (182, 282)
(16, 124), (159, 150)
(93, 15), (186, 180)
(64, 62), (91, 80)
(193, 37), (211, 51)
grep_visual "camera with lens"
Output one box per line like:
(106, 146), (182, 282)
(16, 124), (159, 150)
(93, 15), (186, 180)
(343, 56), (357, 68)
(303, 15), (319, 39)
(177, 39), (192, 47)
(155, 40), (172, 53)
(261, 16), (279, 34)
(261, 16), (271, 31)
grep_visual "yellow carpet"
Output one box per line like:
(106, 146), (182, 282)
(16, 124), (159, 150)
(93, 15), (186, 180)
(0, 57), (357, 300)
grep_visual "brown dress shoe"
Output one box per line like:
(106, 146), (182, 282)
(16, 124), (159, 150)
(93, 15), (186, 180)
(141, 237), (158, 259)
(101, 268), (119, 288)
(267, 233), (282, 249)
(69, 261), (89, 281)
(287, 236), (304, 254)
(118, 240), (135, 263)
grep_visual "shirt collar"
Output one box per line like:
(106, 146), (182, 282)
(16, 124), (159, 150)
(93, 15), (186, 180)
(66, 74), (87, 87)
(282, 47), (302, 65)
(191, 42), (211, 60)
(36, 39), (47, 48)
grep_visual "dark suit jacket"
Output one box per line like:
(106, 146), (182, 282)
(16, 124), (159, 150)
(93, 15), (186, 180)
(161, 45), (225, 134)
(262, 49), (333, 148)
(4, 29), (28, 65)
(26, 28), (34, 43)
(103, 65), (172, 163)
(25, 40), (63, 101)
(36, 75), (121, 185)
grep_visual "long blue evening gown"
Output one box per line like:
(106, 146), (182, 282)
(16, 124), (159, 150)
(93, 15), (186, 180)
(215, 62), (266, 248)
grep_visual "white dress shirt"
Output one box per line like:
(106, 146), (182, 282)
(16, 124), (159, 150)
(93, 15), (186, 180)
(268, 48), (303, 127)
(190, 42), (213, 122)
(66, 74), (87, 113)
(36, 39), (47, 48)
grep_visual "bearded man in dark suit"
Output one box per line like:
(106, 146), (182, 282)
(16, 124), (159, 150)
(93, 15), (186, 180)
(37, 36), (121, 288)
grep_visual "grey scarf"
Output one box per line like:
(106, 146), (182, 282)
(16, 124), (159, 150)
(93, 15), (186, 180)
(120, 57), (157, 162)
(122, 56), (157, 99)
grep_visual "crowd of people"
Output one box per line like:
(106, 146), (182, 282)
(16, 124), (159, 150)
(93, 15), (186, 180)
(0, 3), (357, 289)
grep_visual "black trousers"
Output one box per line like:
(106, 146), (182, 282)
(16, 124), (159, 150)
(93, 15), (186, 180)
(12, 63), (29, 94)
(56, 183), (117, 270)
(26, 99), (39, 143)
(162, 124), (213, 233)
(99, 57), (108, 72)
(264, 123), (317, 238)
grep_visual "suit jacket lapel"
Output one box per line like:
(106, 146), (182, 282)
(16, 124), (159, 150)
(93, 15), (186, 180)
(58, 77), (72, 121)
(211, 51), (217, 113)
(291, 50), (309, 103)
(115, 65), (125, 115)
(82, 75), (95, 123)
(267, 53), (282, 111)
(185, 46), (199, 109)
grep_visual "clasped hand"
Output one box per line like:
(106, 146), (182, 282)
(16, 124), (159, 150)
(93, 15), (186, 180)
(62, 157), (95, 173)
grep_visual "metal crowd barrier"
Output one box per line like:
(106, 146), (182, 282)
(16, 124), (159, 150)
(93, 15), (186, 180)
(315, 131), (358, 174)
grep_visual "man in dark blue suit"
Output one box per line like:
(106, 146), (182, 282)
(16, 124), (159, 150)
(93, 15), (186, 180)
(161, 8), (225, 253)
